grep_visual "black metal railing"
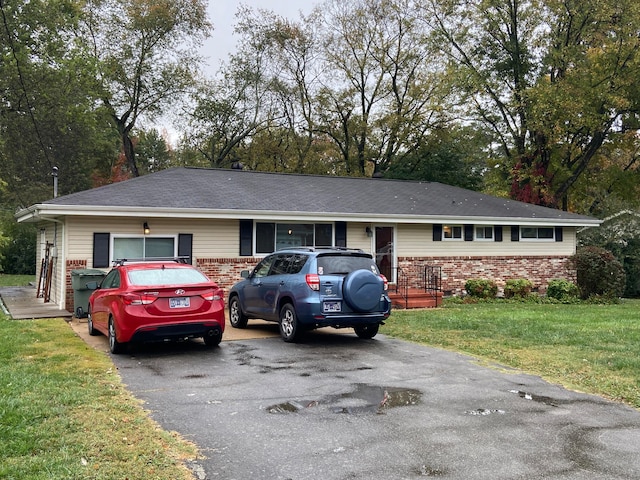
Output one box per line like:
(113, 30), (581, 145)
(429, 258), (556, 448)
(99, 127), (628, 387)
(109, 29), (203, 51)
(424, 265), (442, 307)
(393, 266), (409, 309)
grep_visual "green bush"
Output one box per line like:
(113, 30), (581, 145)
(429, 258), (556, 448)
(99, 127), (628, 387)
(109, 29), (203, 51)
(464, 278), (498, 299)
(0, 216), (36, 275)
(546, 279), (579, 301)
(504, 279), (533, 298)
(571, 246), (626, 300)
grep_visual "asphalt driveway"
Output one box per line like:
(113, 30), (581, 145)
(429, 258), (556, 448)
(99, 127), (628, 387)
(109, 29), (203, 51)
(108, 330), (640, 480)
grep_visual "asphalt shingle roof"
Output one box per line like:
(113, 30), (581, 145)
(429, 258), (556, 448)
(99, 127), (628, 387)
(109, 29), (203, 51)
(42, 167), (597, 223)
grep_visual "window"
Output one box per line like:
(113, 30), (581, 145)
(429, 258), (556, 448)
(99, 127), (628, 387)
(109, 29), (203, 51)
(255, 222), (334, 254)
(112, 236), (176, 261)
(475, 226), (493, 240)
(443, 225), (463, 240)
(521, 227), (554, 240)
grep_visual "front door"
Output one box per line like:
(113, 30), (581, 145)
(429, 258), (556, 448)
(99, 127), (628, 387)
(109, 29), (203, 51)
(375, 226), (394, 281)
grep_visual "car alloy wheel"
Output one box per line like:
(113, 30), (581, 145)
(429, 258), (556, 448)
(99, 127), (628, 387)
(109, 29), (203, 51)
(279, 303), (299, 343)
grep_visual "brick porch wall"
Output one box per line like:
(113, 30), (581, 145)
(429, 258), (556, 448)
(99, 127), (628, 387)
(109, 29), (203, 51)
(197, 257), (260, 296)
(396, 255), (575, 296)
(65, 259), (87, 312)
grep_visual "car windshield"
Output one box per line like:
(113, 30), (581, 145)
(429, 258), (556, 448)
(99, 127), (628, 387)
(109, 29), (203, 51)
(316, 254), (379, 275)
(127, 268), (209, 286)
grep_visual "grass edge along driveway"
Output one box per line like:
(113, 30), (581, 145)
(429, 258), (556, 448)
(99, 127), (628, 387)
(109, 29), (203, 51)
(382, 299), (640, 410)
(0, 314), (198, 480)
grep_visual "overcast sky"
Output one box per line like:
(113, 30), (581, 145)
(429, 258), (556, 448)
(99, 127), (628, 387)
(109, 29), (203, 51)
(202, 1), (319, 76)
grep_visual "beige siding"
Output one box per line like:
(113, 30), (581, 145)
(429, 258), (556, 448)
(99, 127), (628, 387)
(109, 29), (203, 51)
(65, 217), (241, 265)
(347, 223), (375, 253)
(396, 224), (577, 257)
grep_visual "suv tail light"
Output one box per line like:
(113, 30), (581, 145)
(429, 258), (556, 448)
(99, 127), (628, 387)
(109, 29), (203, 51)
(306, 274), (320, 291)
(380, 274), (388, 291)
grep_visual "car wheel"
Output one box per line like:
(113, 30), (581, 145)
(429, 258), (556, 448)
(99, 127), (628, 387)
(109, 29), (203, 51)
(354, 324), (379, 339)
(229, 296), (248, 328)
(87, 307), (98, 336)
(279, 303), (300, 343)
(343, 269), (384, 312)
(108, 318), (125, 354)
(203, 328), (223, 347)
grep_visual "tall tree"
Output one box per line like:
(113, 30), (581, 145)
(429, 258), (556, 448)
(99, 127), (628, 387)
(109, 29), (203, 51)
(314, 0), (446, 176)
(425, 0), (640, 210)
(0, 0), (114, 207)
(83, 0), (210, 177)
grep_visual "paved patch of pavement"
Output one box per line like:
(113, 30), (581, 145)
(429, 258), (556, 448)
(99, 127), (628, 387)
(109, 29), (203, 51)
(106, 331), (640, 480)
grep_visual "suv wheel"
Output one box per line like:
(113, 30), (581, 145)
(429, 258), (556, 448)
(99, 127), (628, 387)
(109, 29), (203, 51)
(354, 324), (379, 339)
(229, 296), (248, 328)
(279, 303), (300, 342)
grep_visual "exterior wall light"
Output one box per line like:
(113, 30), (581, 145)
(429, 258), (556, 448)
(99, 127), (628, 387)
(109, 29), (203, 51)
(143, 222), (150, 235)
(365, 226), (373, 237)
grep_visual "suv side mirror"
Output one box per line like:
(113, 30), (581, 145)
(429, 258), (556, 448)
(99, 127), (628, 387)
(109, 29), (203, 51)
(240, 270), (250, 279)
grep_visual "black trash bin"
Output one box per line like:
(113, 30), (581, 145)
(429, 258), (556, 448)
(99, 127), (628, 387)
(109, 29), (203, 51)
(71, 269), (106, 318)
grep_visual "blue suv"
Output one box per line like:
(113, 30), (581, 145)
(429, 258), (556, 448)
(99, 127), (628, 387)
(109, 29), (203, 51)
(228, 247), (391, 342)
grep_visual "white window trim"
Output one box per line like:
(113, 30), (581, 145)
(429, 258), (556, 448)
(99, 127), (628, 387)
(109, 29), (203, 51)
(254, 221), (335, 255)
(519, 227), (555, 242)
(442, 225), (463, 241)
(110, 234), (178, 262)
(474, 226), (494, 242)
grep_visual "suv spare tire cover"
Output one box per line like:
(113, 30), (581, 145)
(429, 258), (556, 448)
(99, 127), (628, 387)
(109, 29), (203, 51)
(343, 269), (384, 312)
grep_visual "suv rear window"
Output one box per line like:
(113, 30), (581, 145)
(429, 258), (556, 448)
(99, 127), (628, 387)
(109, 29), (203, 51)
(316, 254), (378, 275)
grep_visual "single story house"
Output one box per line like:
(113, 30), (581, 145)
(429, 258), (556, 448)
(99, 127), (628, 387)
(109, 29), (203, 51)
(15, 167), (600, 312)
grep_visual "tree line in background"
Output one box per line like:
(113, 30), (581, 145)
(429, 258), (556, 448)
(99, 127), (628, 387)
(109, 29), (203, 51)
(1, 0), (639, 292)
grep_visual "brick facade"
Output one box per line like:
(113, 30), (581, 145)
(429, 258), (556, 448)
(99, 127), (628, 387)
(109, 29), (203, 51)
(396, 255), (575, 296)
(64, 255), (575, 313)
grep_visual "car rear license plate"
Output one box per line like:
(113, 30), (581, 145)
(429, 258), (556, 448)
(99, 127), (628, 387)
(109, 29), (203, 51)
(323, 301), (341, 313)
(170, 297), (190, 308)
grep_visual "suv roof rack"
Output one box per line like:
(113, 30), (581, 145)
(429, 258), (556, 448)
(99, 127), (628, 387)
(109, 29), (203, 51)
(112, 256), (191, 266)
(276, 246), (364, 253)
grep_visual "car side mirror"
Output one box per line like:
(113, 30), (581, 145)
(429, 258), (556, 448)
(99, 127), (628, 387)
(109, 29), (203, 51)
(85, 281), (99, 290)
(240, 270), (250, 279)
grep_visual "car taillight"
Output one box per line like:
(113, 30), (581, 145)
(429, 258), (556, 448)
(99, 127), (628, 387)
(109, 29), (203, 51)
(201, 289), (223, 301)
(380, 274), (388, 291)
(122, 293), (156, 305)
(306, 274), (320, 291)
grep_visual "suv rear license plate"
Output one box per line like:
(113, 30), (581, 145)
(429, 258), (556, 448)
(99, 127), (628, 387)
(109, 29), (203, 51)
(323, 301), (341, 313)
(170, 297), (190, 309)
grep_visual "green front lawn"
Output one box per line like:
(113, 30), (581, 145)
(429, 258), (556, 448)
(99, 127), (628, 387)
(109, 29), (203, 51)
(0, 315), (197, 480)
(382, 299), (640, 408)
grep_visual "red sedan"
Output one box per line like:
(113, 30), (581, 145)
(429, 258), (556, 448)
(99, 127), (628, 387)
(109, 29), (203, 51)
(87, 260), (225, 353)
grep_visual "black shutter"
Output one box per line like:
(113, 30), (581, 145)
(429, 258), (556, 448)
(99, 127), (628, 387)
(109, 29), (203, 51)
(555, 227), (563, 242)
(93, 233), (110, 268)
(494, 226), (503, 242)
(335, 221), (347, 247)
(178, 234), (193, 264)
(433, 224), (442, 241)
(464, 224), (474, 241)
(239, 220), (253, 256)
(511, 226), (520, 242)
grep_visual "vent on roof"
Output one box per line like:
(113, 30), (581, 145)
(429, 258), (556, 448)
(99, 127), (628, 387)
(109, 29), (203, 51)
(231, 161), (244, 170)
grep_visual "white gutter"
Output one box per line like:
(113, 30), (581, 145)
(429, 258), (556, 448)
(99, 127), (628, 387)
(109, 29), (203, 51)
(18, 203), (602, 227)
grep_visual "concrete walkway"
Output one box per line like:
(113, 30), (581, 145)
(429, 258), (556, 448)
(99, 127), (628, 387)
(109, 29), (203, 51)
(0, 286), (72, 320)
